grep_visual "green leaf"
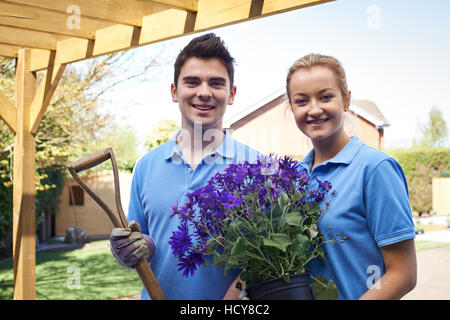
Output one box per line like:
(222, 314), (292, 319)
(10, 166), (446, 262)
(310, 203), (321, 214)
(310, 276), (339, 300)
(291, 191), (303, 202)
(263, 233), (292, 252)
(308, 225), (319, 240)
(285, 211), (303, 226)
(291, 233), (310, 256)
(206, 237), (219, 252)
(271, 205), (283, 219)
(231, 236), (247, 256)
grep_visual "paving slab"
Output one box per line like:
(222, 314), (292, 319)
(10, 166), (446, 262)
(402, 245), (450, 300)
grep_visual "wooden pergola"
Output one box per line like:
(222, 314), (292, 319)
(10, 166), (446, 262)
(0, 0), (332, 299)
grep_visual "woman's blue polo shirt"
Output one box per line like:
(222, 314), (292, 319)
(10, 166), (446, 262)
(127, 130), (259, 300)
(300, 136), (415, 300)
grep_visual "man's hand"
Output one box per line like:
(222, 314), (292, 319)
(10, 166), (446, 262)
(109, 220), (155, 269)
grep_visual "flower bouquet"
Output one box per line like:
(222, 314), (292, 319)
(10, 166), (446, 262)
(169, 154), (347, 299)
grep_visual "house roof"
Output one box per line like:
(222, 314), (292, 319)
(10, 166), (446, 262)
(224, 87), (390, 129)
(349, 99), (390, 128)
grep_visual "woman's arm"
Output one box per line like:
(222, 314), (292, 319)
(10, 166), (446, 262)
(223, 274), (244, 300)
(359, 239), (417, 300)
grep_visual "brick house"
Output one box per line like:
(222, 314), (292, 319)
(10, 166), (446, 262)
(224, 89), (390, 158)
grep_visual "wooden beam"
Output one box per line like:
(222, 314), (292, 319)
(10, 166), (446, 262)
(262, 0), (333, 14)
(13, 48), (37, 300)
(194, 0), (253, 30)
(0, 43), (20, 58)
(150, 0), (198, 11)
(30, 54), (66, 134)
(25, 0), (333, 71)
(0, 1), (114, 39)
(30, 49), (52, 72)
(93, 25), (140, 56)
(4, 0), (177, 26)
(0, 25), (66, 50)
(194, 0), (333, 31)
(54, 38), (94, 67)
(0, 90), (17, 134)
(140, 9), (193, 44)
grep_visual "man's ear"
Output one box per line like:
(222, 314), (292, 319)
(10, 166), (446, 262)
(227, 85), (237, 105)
(344, 90), (351, 112)
(171, 83), (178, 103)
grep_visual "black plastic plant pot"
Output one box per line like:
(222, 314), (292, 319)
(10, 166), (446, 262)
(247, 273), (313, 300)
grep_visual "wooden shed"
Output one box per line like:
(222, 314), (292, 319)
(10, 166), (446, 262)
(0, 0), (334, 299)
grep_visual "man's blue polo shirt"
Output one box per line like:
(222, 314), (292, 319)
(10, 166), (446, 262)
(127, 130), (259, 300)
(300, 136), (415, 300)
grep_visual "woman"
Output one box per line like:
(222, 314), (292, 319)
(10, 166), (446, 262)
(286, 54), (417, 299)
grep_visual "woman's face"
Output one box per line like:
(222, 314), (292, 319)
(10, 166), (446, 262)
(288, 65), (350, 145)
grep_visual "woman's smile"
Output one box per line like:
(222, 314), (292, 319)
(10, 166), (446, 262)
(306, 118), (329, 126)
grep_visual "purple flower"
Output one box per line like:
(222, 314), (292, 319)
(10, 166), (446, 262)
(177, 255), (198, 277)
(315, 177), (332, 192)
(177, 248), (206, 277)
(307, 188), (326, 202)
(169, 223), (192, 258)
(219, 192), (244, 210)
(169, 154), (335, 278)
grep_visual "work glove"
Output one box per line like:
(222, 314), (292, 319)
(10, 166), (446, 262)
(109, 220), (155, 270)
(238, 284), (250, 300)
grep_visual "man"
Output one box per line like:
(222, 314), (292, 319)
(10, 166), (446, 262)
(110, 33), (259, 299)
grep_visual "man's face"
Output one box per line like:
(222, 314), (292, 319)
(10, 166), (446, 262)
(171, 57), (236, 132)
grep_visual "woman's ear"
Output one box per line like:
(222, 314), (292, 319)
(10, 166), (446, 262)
(344, 90), (351, 112)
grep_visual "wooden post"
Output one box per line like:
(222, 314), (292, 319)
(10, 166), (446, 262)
(13, 48), (37, 300)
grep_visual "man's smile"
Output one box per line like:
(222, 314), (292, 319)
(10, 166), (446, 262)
(192, 103), (215, 111)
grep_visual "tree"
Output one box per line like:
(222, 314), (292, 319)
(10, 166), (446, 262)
(414, 105), (449, 147)
(0, 49), (159, 244)
(89, 122), (140, 172)
(145, 120), (180, 151)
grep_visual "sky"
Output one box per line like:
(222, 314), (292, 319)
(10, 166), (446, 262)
(99, 0), (450, 153)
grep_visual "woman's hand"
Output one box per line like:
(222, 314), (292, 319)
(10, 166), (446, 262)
(223, 274), (244, 300)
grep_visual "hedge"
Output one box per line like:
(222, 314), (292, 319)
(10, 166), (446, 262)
(386, 147), (450, 213)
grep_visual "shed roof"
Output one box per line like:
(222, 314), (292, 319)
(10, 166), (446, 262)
(224, 87), (390, 128)
(0, 0), (333, 71)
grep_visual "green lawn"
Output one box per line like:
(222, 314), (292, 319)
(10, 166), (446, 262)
(0, 241), (142, 300)
(415, 240), (450, 251)
(1, 239), (449, 300)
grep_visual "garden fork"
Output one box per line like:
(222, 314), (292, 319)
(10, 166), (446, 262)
(67, 148), (165, 300)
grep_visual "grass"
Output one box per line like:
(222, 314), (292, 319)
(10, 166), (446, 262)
(415, 240), (450, 251)
(0, 240), (142, 300)
(1, 239), (449, 300)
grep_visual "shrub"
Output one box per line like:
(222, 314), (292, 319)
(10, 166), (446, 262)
(386, 147), (449, 213)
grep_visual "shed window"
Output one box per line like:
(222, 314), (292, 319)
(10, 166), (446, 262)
(69, 185), (84, 206)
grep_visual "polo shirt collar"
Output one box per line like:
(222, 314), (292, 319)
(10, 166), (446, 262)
(214, 130), (236, 159)
(302, 136), (363, 170)
(163, 129), (235, 161)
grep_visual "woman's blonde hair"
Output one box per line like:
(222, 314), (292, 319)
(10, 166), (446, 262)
(286, 53), (349, 102)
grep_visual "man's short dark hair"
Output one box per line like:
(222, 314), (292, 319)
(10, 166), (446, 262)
(173, 33), (235, 90)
